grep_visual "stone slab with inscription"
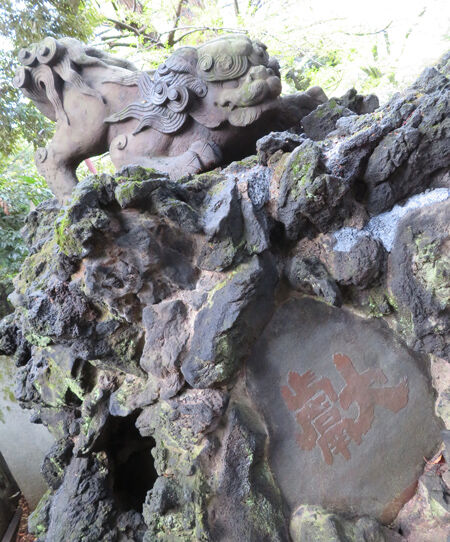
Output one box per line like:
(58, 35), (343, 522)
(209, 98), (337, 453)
(245, 296), (442, 523)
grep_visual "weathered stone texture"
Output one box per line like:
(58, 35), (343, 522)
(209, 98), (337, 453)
(245, 297), (442, 522)
(0, 54), (449, 542)
(388, 200), (449, 358)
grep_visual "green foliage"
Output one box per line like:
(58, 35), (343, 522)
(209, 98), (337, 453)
(0, 1), (98, 47)
(361, 65), (383, 80)
(0, 144), (52, 279)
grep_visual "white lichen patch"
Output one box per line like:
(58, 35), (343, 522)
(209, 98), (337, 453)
(333, 188), (450, 252)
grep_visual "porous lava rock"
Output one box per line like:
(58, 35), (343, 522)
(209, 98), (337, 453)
(1, 55), (449, 541)
(301, 99), (354, 141)
(387, 199), (449, 358)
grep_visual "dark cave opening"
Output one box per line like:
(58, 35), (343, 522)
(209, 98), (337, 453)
(353, 178), (368, 202)
(102, 412), (158, 513)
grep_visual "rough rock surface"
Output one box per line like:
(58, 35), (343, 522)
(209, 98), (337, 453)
(246, 297), (441, 522)
(388, 200), (449, 358)
(301, 99), (354, 141)
(0, 56), (449, 541)
(290, 505), (403, 542)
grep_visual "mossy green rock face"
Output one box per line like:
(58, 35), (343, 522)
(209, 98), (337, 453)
(1, 166), (289, 542)
(276, 140), (350, 240)
(1, 58), (449, 541)
(301, 99), (353, 141)
(181, 254), (277, 388)
(388, 199), (450, 358)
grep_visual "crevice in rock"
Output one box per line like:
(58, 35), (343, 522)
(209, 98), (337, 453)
(64, 388), (82, 406)
(134, 334), (146, 366)
(269, 220), (290, 252)
(96, 412), (157, 513)
(353, 177), (368, 203)
(71, 359), (98, 394)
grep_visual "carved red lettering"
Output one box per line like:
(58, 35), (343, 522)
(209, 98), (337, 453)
(281, 353), (409, 465)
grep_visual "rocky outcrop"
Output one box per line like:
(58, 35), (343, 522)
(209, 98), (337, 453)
(388, 200), (449, 358)
(1, 54), (449, 541)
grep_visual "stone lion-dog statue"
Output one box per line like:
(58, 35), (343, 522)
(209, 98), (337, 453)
(14, 34), (326, 202)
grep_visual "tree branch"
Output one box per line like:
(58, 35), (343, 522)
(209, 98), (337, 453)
(172, 26), (247, 44)
(100, 34), (126, 41)
(105, 17), (141, 36)
(340, 21), (393, 36)
(160, 25), (246, 35)
(105, 41), (138, 48)
(167, 0), (188, 47)
(105, 17), (161, 45)
(258, 31), (327, 68)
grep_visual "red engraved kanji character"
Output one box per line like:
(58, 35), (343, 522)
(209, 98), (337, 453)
(333, 353), (409, 442)
(282, 370), (339, 451)
(281, 370), (337, 411)
(317, 417), (352, 465)
(295, 391), (336, 450)
(280, 354), (409, 466)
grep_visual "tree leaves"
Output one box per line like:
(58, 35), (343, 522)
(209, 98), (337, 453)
(0, 143), (52, 279)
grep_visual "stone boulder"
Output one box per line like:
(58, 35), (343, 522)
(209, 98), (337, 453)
(388, 199), (449, 358)
(246, 297), (442, 523)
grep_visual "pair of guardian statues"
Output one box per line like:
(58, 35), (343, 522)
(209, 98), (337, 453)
(14, 33), (326, 202)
